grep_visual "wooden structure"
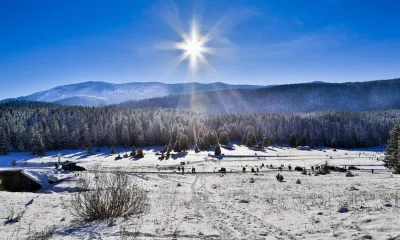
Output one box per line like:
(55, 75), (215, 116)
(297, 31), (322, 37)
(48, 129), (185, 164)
(0, 170), (42, 192)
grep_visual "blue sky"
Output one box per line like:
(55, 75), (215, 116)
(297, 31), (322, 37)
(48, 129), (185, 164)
(0, 0), (399, 99)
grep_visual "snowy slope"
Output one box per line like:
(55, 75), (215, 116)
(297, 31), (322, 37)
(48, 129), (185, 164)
(15, 81), (263, 106)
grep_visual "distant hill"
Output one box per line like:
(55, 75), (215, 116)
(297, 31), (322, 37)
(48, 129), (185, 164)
(117, 78), (400, 113)
(7, 81), (263, 106)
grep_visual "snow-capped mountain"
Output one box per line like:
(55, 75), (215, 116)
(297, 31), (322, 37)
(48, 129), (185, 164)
(13, 81), (264, 106)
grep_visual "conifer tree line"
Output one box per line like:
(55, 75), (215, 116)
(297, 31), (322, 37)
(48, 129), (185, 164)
(0, 101), (399, 155)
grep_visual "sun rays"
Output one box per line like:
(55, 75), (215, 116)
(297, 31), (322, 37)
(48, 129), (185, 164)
(168, 20), (216, 73)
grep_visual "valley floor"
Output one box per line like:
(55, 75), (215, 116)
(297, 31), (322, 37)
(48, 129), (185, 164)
(0, 146), (399, 240)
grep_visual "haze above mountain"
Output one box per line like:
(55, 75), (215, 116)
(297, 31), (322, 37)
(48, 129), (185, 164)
(117, 78), (400, 114)
(5, 81), (263, 106)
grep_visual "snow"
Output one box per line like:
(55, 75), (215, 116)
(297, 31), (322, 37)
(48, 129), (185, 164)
(1, 145), (399, 239)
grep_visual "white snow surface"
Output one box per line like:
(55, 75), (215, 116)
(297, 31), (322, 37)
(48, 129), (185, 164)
(1, 145), (399, 240)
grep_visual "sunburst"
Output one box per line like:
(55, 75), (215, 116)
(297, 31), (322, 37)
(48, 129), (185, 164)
(173, 20), (215, 72)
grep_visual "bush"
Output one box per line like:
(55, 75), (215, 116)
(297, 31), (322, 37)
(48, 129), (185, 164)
(294, 166), (303, 172)
(276, 173), (284, 182)
(296, 179), (301, 184)
(123, 153), (129, 158)
(346, 171), (355, 177)
(302, 169), (307, 175)
(115, 154), (122, 160)
(71, 171), (149, 221)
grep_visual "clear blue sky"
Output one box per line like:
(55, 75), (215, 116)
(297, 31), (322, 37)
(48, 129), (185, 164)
(1, 0), (399, 99)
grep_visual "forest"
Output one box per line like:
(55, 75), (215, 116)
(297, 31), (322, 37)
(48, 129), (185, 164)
(0, 101), (399, 155)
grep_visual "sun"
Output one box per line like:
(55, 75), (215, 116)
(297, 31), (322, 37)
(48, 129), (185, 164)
(163, 20), (215, 73)
(185, 39), (202, 57)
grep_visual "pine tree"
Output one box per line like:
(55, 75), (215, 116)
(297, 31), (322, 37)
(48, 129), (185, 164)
(0, 128), (8, 155)
(87, 145), (93, 154)
(194, 145), (200, 153)
(173, 139), (181, 152)
(60, 125), (69, 148)
(17, 139), (25, 152)
(290, 134), (297, 148)
(31, 132), (46, 157)
(383, 123), (400, 174)
(263, 137), (270, 147)
(130, 145), (137, 157)
(219, 131), (230, 145)
(214, 145), (221, 155)
(111, 145), (116, 154)
(245, 138), (253, 148)
(179, 134), (189, 151)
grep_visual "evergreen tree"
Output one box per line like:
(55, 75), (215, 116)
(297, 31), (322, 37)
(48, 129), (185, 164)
(214, 145), (221, 155)
(219, 131), (230, 145)
(270, 137), (275, 146)
(194, 145), (200, 153)
(245, 138), (253, 148)
(87, 145), (93, 154)
(130, 145), (137, 157)
(17, 139), (25, 152)
(179, 134), (189, 151)
(60, 125), (69, 148)
(290, 134), (297, 148)
(111, 145), (116, 154)
(383, 123), (400, 173)
(31, 132), (46, 157)
(173, 139), (181, 152)
(263, 137), (270, 147)
(0, 128), (8, 155)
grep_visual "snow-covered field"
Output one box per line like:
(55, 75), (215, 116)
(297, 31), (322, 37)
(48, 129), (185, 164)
(1, 145), (399, 240)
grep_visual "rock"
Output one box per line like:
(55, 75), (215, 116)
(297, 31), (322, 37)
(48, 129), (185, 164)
(211, 184), (217, 189)
(384, 203), (393, 207)
(60, 217), (65, 222)
(338, 207), (349, 213)
(177, 183), (182, 187)
(259, 232), (269, 236)
(239, 199), (250, 203)
(317, 212), (323, 215)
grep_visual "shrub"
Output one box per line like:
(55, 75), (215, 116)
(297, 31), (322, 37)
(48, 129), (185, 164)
(276, 173), (284, 182)
(111, 146), (116, 154)
(296, 179), (301, 184)
(71, 171), (149, 221)
(302, 169), (307, 175)
(346, 171), (355, 177)
(115, 154), (122, 160)
(123, 153), (129, 158)
(295, 166), (303, 172)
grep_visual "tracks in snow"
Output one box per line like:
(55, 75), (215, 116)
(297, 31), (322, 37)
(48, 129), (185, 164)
(191, 175), (297, 240)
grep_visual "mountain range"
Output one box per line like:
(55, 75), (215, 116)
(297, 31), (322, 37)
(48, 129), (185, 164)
(4, 81), (263, 106)
(117, 78), (400, 114)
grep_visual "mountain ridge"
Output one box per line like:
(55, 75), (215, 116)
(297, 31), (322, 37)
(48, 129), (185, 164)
(5, 81), (264, 106)
(116, 78), (400, 114)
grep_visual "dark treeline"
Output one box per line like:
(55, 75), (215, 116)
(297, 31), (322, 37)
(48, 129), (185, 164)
(0, 101), (399, 155)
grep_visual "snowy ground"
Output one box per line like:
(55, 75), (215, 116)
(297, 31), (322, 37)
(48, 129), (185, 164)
(1, 145), (399, 240)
